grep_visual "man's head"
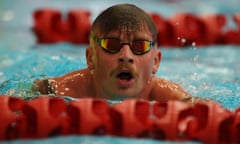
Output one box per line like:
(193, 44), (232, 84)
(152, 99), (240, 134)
(86, 4), (161, 100)
(90, 3), (158, 40)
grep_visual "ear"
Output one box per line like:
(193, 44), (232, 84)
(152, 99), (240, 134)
(86, 46), (95, 70)
(152, 49), (161, 74)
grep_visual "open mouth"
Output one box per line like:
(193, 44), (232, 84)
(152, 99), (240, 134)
(116, 71), (133, 81)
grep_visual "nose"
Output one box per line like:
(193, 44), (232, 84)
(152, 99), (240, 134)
(118, 44), (134, 63)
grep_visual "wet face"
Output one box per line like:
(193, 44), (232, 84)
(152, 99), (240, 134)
(87, 27), (161, 100)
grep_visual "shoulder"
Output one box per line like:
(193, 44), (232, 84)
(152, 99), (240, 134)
(50, 68), (92, 87)
(151, 77), (180, 90)
(32, 68), (93, 96)
(49, 68), (90, 83)
(58, 69), (90, 79)
(51, 68), (95, 97)
(150, 77), (191, 101)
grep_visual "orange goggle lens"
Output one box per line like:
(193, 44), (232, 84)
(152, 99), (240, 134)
(96, 38), (154, 55)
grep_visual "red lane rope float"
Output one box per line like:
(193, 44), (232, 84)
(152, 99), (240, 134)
(223, 14), (240, 45)
(0, 96), (25, 140)
(32, 8), (240, 47)
(67, 99), (114, 135)
(32, 8), (91, 44)
(150, 12), (240, 47)
(0, 95), (240, 143)
(22, 97), (67, 138)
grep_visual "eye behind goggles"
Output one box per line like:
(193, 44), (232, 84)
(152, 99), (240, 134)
(94, 37), (155, 55)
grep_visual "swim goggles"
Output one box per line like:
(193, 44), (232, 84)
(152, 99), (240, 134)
(94, 37), (155, 55)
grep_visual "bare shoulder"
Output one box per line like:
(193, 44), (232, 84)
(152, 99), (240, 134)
(55, 69), (89, 80)
(151, 77), (215, 104)
(150, 77), (191, 101)
(32, 68), (92, 96)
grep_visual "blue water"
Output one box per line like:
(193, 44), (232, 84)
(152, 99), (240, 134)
(1, 45), (239, 110)
(0, 0), (240, 143)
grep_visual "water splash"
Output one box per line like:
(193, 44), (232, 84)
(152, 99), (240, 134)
(0, 79), (40, 100)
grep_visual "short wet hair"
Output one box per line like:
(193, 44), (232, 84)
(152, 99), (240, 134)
(90, 4), (157, 41)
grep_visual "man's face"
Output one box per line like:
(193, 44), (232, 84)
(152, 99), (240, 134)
(88, 28), (161, 100)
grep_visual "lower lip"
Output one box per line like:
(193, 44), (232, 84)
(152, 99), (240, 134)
(116, 78), (134, 87)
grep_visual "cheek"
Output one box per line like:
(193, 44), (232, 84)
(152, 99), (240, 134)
(136, 58), (154, 83)
(95, 52), (116, 73)
(137, 56), (155, 73)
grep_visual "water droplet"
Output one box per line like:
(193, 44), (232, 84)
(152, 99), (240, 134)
(65, 88), (69, 91)
(181, 38), (186, 44)
(192, 42), (196, 47)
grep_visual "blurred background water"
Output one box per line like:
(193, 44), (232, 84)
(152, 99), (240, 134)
(0, 0), (240, 143)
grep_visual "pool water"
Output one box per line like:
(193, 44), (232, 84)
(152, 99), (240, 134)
(1, 45), (239, 110)
(0, 0), (240, 143)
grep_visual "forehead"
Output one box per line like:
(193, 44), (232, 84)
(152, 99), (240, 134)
(96, 24), (154, 40)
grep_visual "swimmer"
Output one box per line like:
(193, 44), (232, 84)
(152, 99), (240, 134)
(32, 4), (209, 104)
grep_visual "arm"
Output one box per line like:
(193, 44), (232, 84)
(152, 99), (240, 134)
(31, 69), (84, 94)
(31, 69), (93, 97)
(32, 78), (56, 95)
